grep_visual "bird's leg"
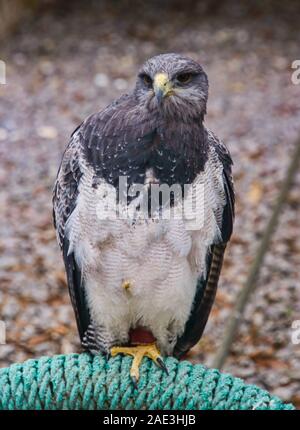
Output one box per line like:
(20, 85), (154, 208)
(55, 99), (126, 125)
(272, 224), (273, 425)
(110, 343), (168, 386)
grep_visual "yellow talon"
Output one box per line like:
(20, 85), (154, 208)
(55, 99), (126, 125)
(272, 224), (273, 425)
(111, 343), (167, 385)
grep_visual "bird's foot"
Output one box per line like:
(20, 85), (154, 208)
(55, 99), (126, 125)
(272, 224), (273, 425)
(110, 343), (168, 387)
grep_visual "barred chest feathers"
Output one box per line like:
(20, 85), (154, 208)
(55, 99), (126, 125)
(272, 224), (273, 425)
(65, 137), (226, 354)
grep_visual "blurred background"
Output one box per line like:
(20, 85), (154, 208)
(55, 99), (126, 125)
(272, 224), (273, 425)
(0, 0), (300, 406)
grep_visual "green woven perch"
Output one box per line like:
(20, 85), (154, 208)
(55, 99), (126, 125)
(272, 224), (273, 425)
(0, 353), (294, 410)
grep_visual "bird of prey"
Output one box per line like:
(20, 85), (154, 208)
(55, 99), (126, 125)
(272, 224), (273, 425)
(53, 53), (234, 384)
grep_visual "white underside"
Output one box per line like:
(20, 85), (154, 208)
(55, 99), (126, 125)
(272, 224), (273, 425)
(65, 146), (225, 354)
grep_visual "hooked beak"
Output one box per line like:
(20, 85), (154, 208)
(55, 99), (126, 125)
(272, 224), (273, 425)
(153, 73), (173, 104)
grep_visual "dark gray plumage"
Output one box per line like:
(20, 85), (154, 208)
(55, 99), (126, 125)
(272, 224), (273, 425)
(53, 53), (234, 366)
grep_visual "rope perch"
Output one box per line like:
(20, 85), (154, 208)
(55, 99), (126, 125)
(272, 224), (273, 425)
(0, 353), (294, 410)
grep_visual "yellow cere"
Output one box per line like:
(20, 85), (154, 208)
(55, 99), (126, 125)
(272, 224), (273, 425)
(153, 72), (173, 96)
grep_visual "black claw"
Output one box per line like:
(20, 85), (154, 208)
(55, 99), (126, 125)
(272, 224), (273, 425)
(131, 376), (139, 390)
(156, 357), (168, 375)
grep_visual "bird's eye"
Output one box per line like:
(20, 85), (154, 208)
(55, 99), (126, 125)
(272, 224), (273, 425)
(176, 73), (192, 84)
(141, 74), (152, 87)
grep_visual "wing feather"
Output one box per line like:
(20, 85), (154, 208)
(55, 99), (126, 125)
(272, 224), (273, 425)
(52, 95), (156, 349)
(174, 133), (234, 358)
(53, 132), (91, 342)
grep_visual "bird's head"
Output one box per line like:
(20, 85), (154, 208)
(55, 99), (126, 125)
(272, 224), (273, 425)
(135, 53), (209, 121)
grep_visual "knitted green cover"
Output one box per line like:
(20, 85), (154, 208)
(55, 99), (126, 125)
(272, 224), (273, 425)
(0, 353), (294, 410)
